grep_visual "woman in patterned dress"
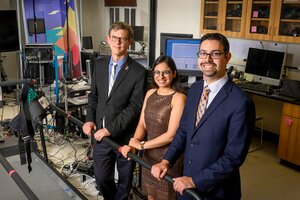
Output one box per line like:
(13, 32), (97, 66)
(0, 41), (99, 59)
(121, 55), (186, 200)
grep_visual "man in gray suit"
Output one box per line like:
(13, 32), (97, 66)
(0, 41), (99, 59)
(82, 22), (148, 200)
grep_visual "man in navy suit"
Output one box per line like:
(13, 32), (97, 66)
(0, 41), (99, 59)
(151, 33), (255, 200)
(82, 22), (148, 200)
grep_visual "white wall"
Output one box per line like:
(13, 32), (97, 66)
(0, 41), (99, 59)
(80, 0), (150, 53)
(80, 0), (105, 52)
(156, 0), (200, 58)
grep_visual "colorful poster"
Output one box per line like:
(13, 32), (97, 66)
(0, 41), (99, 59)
(23, 0), (80, 78)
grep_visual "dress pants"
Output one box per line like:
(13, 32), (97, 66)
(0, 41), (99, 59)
(93, 141), (135, 200)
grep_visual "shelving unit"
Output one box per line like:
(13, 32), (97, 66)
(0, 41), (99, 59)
(201, 0), (300, 43)
(200, 0), (247, 38)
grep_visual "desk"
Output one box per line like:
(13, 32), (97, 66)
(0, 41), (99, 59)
(241, 89), (300, 134)
(242, 88), (300, 105)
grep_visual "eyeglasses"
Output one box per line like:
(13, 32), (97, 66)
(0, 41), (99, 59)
(153, 70), (172, 77)
(197, 50), (228, 59)
(110, 35), (129, 43)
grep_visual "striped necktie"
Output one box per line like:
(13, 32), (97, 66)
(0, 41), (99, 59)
(195, 85), (211, 126)
(108, 62), (117, 95)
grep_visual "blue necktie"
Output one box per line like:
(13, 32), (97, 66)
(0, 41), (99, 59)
(108, 62), (117, 95)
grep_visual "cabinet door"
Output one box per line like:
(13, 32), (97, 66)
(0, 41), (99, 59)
(245, 0), (277, 40)
(200, 0), (247, 37)
(273, 0), (300, 43)
(200, 0), (222, 33)
(278, 115), (300, 165)
(221, 0), (248, 38)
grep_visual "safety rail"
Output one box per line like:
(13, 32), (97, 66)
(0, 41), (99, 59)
(51, 104), (202, 200)
(0, 153), (39, 200)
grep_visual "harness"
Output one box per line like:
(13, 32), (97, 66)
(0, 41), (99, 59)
(9, 84), (37, 172)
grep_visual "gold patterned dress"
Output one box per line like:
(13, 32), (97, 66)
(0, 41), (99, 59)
(142, 90), (183, 200)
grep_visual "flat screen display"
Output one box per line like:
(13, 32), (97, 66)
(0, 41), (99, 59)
(27, 18), (46, 35)
(165, 38), (201, 76)
(0, 10), (20, 52)
(245, 48), (286, 86)
(82, 36), (93, 49)
(160, 33), (193, 55)
(132, 26), (144, 42)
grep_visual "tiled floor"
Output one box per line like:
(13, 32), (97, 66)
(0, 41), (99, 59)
(241, 138), (300, 200)
(1, 101), (300, 200)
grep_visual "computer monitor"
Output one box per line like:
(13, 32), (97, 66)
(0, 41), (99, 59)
(0, 10), (20, 52)
(81, 51), (97, 71)
(165, 38), (202, 77)
(27, 18), (46, 35)
(82, 36), (93, 49)
(244, 48), (286, 86)
(160, 33), (193, 55)
(132, 26), (144, 42)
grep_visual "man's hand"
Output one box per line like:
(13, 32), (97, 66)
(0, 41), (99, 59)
(93, 128), (111, 141)
(151, 159), (169, 181)
(82, 122), (96, 136)
(173, 176), (196, 195)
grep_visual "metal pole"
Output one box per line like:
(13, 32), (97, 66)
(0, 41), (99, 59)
(50, 104), (202, 200)
(0, 153), (39, 200)
(38, 119), (48, 162)
(0, 79), (33, 87)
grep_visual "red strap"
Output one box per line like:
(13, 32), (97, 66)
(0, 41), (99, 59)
(8, 170), (16, 176)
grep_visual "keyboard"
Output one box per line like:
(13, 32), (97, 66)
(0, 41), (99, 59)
(236, 82), (270, 92)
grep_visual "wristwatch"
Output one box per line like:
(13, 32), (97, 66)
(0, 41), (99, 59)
(140, 141), (146, 150)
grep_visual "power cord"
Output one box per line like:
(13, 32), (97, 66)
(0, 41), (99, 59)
(67, 173), (102, 198)
(60, 160), (79, 178)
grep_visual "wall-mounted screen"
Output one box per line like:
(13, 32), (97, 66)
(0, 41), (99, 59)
(0, 10), (20, 52)
(27, 18), (46, 35)
(165, 38), (202, 77)
(160, 33), (193, 55)
(245, 48), (286, 86)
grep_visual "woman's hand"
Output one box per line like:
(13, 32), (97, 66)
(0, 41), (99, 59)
(129, 137), (142, 150)
(120, 145), (136, 160)
(121, 145), (131, 158)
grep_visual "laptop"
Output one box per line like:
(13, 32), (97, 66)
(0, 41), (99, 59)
(280, 79), (300, 99)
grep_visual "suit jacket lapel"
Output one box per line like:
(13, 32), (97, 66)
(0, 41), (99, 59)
(191, 83), (203, 130)
(100, 58), (109, 98)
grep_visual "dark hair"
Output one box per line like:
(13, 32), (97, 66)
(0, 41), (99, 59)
(201, 33), (230, 53)
(108, 21), (133, 39)
(151, 55), (185, 94)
